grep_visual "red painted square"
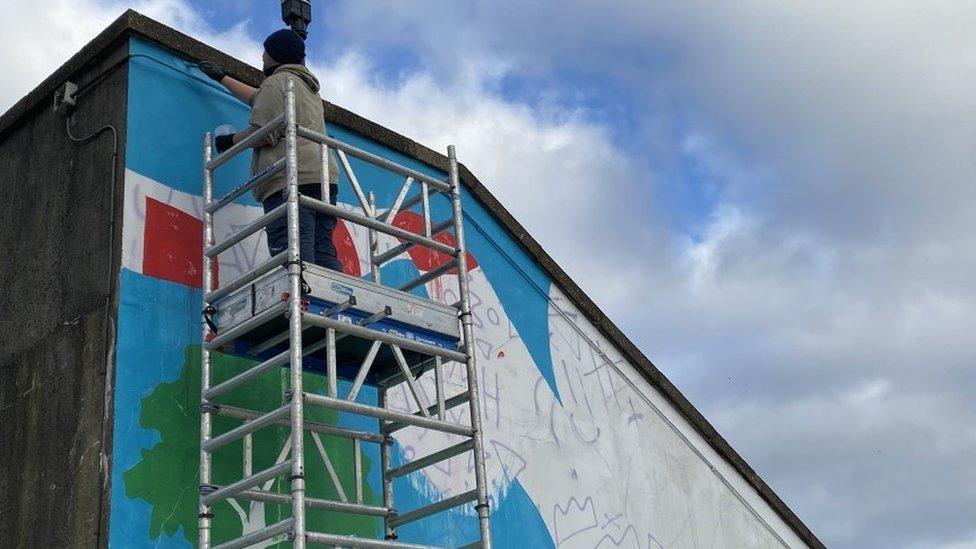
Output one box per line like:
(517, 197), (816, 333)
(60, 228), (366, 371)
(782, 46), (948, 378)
(143, 197), (215, 288)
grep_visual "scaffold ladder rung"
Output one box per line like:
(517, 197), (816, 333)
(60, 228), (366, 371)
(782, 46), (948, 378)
(384, 392), (471, 434)
(387, 439), (475, 480)
(205, 250), (287, 303)
(201, 460), (293, 506)
(389, 489), (480, 528)
(211, 518), (293, 549)
(214, 403), (384, 443)
(202, 404), (290, 452)
(204, 300), (287, 351)
(234, 489), (393, 517)
(305, 532), (445, 549)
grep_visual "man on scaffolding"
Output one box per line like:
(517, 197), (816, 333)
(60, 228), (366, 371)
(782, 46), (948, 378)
(199, 28), (342, 271)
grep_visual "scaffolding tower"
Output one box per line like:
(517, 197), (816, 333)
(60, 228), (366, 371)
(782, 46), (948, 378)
(198, 79), (492, 549)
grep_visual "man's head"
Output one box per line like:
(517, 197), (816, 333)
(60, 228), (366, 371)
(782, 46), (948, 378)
(263, 28), (306, 72)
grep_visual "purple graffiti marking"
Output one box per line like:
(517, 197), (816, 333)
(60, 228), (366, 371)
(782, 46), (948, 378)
(533, 376), (562, 447)
(486, 306), (500, 326)
(627, 398), (645, 426)
(549, 400), (561, 448)
(442, 288), (458, 309)
(533, 376), (547, 415)
(601, 512), (623, 531)
(480, 370), (501, 429)
(489, 439), (527, 482)
(569, 413), (601, 444)
(601, 359), (625, 412)
(475, 337), (493, 360)
(553, 496), (599, 545)
(594, 524), (641, 548)
(576, 368), (595, 416)
(561, 359), (579, 406)
(552, 494), (665, 549)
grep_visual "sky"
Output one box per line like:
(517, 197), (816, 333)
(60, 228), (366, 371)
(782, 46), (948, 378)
(1, 1), (974, 547)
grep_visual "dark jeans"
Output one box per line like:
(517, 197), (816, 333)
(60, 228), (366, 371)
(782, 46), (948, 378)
(263, 183), (342, 271)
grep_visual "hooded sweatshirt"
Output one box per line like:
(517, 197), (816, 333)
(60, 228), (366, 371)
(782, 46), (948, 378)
(248, 64), (340, 201)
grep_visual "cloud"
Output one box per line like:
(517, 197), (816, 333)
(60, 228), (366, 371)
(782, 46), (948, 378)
(312, 51), (663, 309)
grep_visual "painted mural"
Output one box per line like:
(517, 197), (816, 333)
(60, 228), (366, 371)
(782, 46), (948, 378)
(108, 37), (806, 548)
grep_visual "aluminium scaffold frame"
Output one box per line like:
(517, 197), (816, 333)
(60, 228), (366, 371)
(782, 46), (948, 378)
(198, 79), (492, 549)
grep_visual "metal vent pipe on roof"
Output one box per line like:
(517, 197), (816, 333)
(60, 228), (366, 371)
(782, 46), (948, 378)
(281, 0), (312, 39)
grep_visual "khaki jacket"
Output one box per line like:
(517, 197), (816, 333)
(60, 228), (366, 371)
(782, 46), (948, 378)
(248, 64), (339, 201)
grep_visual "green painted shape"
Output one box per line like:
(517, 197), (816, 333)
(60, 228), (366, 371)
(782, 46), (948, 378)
(123, 346), (379, 546)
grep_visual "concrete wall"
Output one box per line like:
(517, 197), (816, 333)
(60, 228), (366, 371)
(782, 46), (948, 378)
(105, 36), (809, 548)
(0, 37), (128, 548)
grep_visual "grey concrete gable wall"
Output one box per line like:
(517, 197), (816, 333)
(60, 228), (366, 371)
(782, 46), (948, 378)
(0, 36), (129, 548)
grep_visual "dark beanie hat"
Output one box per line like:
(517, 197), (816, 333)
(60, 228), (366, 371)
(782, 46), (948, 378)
(264, 29), (306, 64)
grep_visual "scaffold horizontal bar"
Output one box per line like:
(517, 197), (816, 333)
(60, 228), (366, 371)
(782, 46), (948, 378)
(204, 349), (289, 400)
(206, 114), (284, 170)
(296, 125), (450, 192)
(207, 333), (338, 400)
(298, 196), (458, 257)
(389, 489), (479, 528)
(202, 460), (292, 505)
(387, 440), (474, 480)
(304, 393), (474, 437)
(301, 312), (468, 363)
(249, 325), (298, 355)
(375, 218), (454, 266)
(211, 518), (292, 549)
(204, 301), (287, 351)
(205, 251), (287, 303)
(305, 532), (443, 549)
(383, 392), (471, 434)
(203, 405), (290, 452)
(206, 159), (285, 214)
(398, 260), (455, 292)
(215, 404), (384, 443)
(235, 489), (392, 517)
(205, 202), (286, 258)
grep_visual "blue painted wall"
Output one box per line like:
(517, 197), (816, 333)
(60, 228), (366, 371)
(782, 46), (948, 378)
(110, 37), (556, 547)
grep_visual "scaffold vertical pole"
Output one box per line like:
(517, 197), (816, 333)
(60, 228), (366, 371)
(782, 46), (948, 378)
(199, 132), (214, 549)
(284, 78), (307, 548)
(448, 144), (493, 548)
(379, 388), (397, 541)
(369, 191), (380, 284)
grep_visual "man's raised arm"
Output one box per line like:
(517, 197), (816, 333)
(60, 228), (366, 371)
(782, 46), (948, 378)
(199, 61), (258, 105)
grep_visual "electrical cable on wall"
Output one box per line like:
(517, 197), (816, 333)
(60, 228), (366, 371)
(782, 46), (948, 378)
(63, 93), (120, 549)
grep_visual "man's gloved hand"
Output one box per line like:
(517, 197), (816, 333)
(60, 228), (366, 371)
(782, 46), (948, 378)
(214, 133), (236, 154)
(199, 60), (225, 82)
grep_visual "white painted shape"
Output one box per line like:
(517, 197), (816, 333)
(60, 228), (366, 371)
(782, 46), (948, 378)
(121, 169), (371, 285)
(386, 268), (808, 547)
